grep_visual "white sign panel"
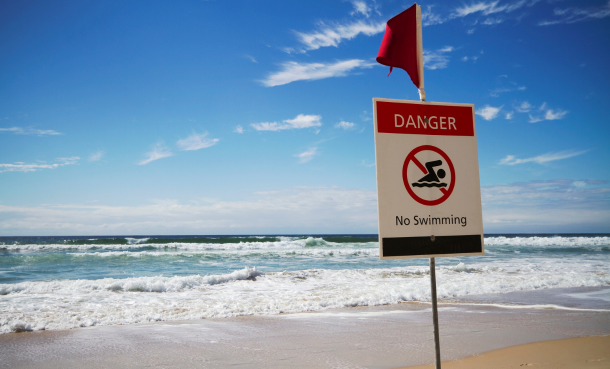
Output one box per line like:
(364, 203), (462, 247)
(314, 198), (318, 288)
(373, 98), (484, 259)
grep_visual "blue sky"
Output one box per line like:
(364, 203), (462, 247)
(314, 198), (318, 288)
(1, 0), (609, 235)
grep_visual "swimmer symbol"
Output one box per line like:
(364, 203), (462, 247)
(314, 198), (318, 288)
(412, 160), (447, 188)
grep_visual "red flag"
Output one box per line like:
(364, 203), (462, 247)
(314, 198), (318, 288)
(376, 4), (424, 96)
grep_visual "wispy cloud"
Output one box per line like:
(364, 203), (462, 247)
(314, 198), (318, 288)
(528, 103), (568, 123)
(350, 0), (375, 17)
(234, 125), (244, 134)
(360, 111), (372, 122)
(177, 132), (219, 151)
(335, 121), (355, 130)
(0, 157), (79, 173)
(453, 0), (529, 18)
(499, 149), (588, 165)
(0, 127), (62, 136)
(539, 1), (610, 26)
(544, 109), (568, 120)
(0, 187), (379, 235)
(294, 20), (385, 51)
(245, 55), (257, 63)
(482, 179), (610, 233)
(476, 105), (503, 120)
(514, 101), (533, 112)
(482, 17), (504, 25)
(138, 144), (173, 165)
(89, 151), (104, 162)
(505, 111), (514, 120)
(423, 46), (454, 70)
(489, 85), (526, 97)
(424, 1), (540, 29)
(251, 114), (322, 132)
(262, 59), (375, 87)
(295, 147), (318, 163)
(422, 5), (446, 26)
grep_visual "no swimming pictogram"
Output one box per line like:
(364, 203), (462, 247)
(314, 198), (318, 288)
(402, 145), (455, 206)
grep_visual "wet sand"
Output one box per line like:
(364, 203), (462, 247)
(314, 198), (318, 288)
(1, 287), (609, 368)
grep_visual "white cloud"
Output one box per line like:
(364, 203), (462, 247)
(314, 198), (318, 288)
(3, 181), (607, 234)
(539, 2), (610, 26)
(528, 105), (568, 123)
(245, 55), (257, 63)
(234, 125), (244, 134)
(89, 151), (104, 162)
(515, 101), (533, 112)
(295, 147), (318, 163)
(453, 0), (528, 18)
(0, 157), (79, 173)
(482, 17), (503, 25)
(360, 111), (372, 122)
(454, 2), (498, 17)
(0, 187), (379, 235)
(335, 121), (355, 130)
(0, 127), (62, 136)
(422, 5), (445, 26)
(545, 109), (568, 120)
(138, 144), (173, 165)
(284, 115), (322, 129)
(498, 149), (588, 165)
(505, 111), (514, 120)
(251, 114), (322, 132)
(177, 132), (219, 151)
(423, 46), (454, 70)
(490, 85), (525, 97)
(262, 59), (375, 87)
(476, 105), (502, 120)
(295, 20), (385, 51)
(482, 179), (610, 233)
(350, 0), (372, 17)
(454, 2), (494, 17)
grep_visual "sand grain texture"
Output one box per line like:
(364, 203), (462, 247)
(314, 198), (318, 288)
(406, 336), (610, 369)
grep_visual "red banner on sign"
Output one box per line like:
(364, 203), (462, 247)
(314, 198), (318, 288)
(376, 100), (474, 137)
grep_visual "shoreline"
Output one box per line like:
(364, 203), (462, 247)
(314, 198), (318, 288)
(1, 287), (609, 368)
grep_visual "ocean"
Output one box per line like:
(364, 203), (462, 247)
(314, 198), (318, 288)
(1, 234), (609, 334)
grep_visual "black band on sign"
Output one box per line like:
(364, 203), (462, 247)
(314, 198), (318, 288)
(382, 235), (482, 257)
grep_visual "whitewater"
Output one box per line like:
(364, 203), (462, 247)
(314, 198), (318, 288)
(1, 234), (609, 334)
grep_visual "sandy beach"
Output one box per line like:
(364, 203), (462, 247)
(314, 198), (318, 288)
(405, 336), (609, 369)
(1, 287), (609, 369)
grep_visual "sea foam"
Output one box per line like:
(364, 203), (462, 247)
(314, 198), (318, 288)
(1, 261), (608, 334)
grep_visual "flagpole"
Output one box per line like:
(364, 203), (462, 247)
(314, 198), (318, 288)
(416, 3), (425, 102)
(416, 3), (440, 368)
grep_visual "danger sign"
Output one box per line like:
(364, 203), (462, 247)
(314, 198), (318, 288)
(373, 98), (484, 260)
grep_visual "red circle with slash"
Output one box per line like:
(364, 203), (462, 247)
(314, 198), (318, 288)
(402, 145), (455, 206)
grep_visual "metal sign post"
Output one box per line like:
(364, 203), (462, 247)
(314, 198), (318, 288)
(430, 257), (441, 369)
